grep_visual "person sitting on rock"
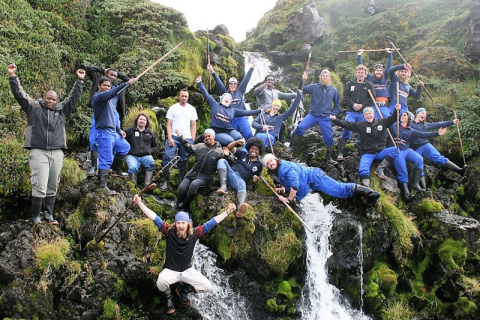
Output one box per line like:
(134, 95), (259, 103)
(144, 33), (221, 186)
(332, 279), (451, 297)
(411, 108), (467, 176)
(196, 76), (262, 146)
(176, 128), (234, 210)
(252, 91), (302, 149)
(330, 104), (400, 187)
(208, 60), (258, 140)
(216, 137), (265, 218)
(254, 74), (297, 111)
(262, 153), (380, 206)
(133, 194), (236, 315)
(125, 113), (158, 189)
(388, 63), (424, 114)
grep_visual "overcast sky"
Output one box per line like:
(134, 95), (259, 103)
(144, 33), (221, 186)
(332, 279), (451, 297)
(152, 0), (278, 42)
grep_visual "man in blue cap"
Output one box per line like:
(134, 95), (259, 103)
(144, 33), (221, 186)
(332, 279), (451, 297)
(133, 194), (236, 315)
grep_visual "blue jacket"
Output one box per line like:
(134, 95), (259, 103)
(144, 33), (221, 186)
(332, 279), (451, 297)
(389, 65), (422, 105)
(298, 81), (340, 117)
(358, 52), (392, 99)
(410, 120), (454, 148)
(252, 91), (302, 138)
(390, 125), (439, 150)
(91, 82), (129, 132)
(277, 160), (312, 201)
(213, 67), (253, 111)
(198, 81), (260, 131)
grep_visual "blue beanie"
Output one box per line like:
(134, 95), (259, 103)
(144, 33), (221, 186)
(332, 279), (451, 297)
(175, 211), (189, 222)
(363, 107), (374, 114)
(204, 128), (216, 137)
(416, 108), (426, 114)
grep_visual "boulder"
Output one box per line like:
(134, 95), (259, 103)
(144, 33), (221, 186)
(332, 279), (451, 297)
(282, 3), (327, 45)
(466, 0), (480, 63)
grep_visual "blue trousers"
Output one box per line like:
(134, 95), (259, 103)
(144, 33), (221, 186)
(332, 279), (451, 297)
(162, 136), (192, 170)
(392, 148), (423, 183)
(358, 147), (397, 179)
(215, 129), (243, 146)
(389, 102), (409, 115)
(414, 143), (447, 166)
(373, 105), (391, 119)
(306, 168), (355, 200)
(340, 111), (366, 140)
(255, 133), (276, 148)
(217, 159), (246, 193)
(294, 114), (334, 146)
(96, 129), (130, 170)
(126, 155), (156, 174)
(232, 117), (253, 140)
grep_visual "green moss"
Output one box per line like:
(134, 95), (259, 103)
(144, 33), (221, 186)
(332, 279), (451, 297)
(65, 209), (85, 234)
(438, 238), (467, 270)
(416, 198), (444, 216)
(261, 230), (302, 275)
(383, 300), (415, 320)
(101, 298), (118, 320)
(370, 262), (398, 296)
(265, 298), (286, 313)
(455, 185), (465, 197)
(454, 296), (477, 314)
(59, 157), (87, 189)
(35, 238), (71, 272)
(128, 218), (165, 267)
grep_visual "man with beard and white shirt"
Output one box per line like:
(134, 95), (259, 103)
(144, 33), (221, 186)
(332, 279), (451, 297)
(254, 75), (296, 110)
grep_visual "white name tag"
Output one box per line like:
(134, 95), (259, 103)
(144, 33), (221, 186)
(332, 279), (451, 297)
(351, 86), (355, 91)
(135, 132), (140, 137)
(366, 127), (371, 133)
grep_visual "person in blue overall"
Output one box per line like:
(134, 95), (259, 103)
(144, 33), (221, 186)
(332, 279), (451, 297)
(262, 154), (380, 206)
(216, 137), (265, 218)
(388, 63), (424, 114)
(337, 65), (376, 161)
(389, 111), (447, 201)
(357, 48), (392, 118)
(252, 91), (302, 149)
(411, 108), (466, 176)
(207, 60), (257, 140)
(195, 76), (262, 146)
(330, 105), (400, 187)
(292, 70), (340, 164)
(91, 77), (135, 194)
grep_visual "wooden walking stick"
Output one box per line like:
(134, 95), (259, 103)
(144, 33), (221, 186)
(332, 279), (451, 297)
(338, 48), (400, 53)
(453, 109), (467, 166)
(207, 28), (212, 91)
(386, 36), (434, 102)
(396, 81), (400, 152)
(367, 89), (397, 147)
(260, 112), (275, 155)
(260, 176), (313, 233)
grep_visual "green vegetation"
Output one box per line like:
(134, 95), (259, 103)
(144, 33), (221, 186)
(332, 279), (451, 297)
(438, 238), (467, 270)
(35, 238), (71, 273)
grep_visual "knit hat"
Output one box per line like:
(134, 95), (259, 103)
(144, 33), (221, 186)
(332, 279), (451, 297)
(320, 69), (330, 77)
(175, 211), (189, 222)
(228, 77), (238, 84)
(271, 99), (282, 107)
(416, 108), (426, 114)
(363, 107), (374, 115)
(204, 128), (216, 137)
(219, 92), (233, 105)
(261, 153), (277, 168)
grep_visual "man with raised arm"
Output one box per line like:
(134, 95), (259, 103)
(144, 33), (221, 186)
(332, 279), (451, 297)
(254, 74), (296, 110)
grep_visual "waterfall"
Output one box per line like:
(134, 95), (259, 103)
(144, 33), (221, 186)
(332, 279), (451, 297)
(192, 243), (251, 320)
(298, 193), (371, 320)
(243, 51), (285, 93)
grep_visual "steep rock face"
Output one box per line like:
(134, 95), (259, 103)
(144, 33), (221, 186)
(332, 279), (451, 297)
(467, 0), (480, 63)
(282, 3), (326, 45)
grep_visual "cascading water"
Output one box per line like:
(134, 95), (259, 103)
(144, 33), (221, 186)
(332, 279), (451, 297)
(298, 193), (371, 320)
(243, 51), (284, 92)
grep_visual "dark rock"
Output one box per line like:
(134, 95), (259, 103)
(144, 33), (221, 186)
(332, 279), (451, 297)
(282, 3), (327, 45)
(467, 0), (480, 63)
(436, 279), (461, 302)
(212, 24), (230, 37)
(267, 51), (291, 65)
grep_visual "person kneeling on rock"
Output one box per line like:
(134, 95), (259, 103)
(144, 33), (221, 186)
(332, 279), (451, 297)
(216, 137), (265, 218)
(262, 154), (380, 206)
(133, 194), (236, 315)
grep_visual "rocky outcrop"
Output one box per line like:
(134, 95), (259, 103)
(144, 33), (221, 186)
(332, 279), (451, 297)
(282, 3), (326, 45)
(467, 0), (480, 63)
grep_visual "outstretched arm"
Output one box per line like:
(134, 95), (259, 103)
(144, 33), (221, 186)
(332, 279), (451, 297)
(214, 203), (236, 224)
(133, 194), (158, 221)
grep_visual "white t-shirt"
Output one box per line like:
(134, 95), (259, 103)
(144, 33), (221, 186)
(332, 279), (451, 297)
(166, 102), (198, 139)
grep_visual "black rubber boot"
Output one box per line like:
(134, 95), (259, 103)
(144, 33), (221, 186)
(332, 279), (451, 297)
(399, 183), (414, 202)
(444, 160), (467, 176)
(160, 166), (171, 191)
(216, 169), (228, 195)
(98, 169), (117, 195)
(361, 178), (370, 187)
(144, 170), (157, 191)
(288, 133), (300, 153)
(419, 176), (427, 190)
(337, 138), (348, 161)
(409, 168), (426, 192)
(110, 154), (128, 178)
(128, 172), (137, 186)
(87, 150), (98, 177)
(354, 184), (380, 206)
(374, 156), (392, 180)
(31, 197), (43, 224)
(43, 196), (58, 225)
(175, 283), (195, 306)
(164, 291), (175, 314)
(236, 191), (248, 218)
(177, 193), (193, 210)
(326, 145), (338, 165)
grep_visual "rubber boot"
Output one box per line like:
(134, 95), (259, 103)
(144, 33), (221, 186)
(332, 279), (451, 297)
(179, 169), (186, 185)
(444, 159), (467, 176)
(177, 193), (193, 210)
(236, 191), (248, 218)
(337, 138), (348, 161)
(87, 150), (98, 177)
(354, 184), (380, 206)
(144, 170), (157, 191)
(31, 197), (43, 224)
(288, 133), (300, 153)
(361, 178), (370, 187)
(160, 165), (171, 191)
(175, 283), (195, 306)
(110, 154), (128, 178)
(326, 145), (338, 165)
(128, 172), (137, 186)
(409, 168), (426, 192)
(43, 196), (58, 225)
(216, 169), (228, 195)
(164, 291), (175, 314)
(399, 182), (414, 202)
(98, 169), (117, 195)
(374, 156), (392, 180)
(419, 176), (427, 190)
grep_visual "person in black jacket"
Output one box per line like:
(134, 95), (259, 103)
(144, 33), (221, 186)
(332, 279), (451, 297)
(7, 63), (85, 224)
(125, 113), (158, 188)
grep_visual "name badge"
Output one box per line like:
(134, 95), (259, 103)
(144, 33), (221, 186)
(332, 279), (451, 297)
(366, 127), (371, 133)
(135, 132), (140, 137)
(351, 86), (355, 91)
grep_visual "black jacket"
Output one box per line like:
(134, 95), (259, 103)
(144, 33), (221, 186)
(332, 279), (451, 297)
(342, 79), (375, 112)
(125, 126), (158, 157)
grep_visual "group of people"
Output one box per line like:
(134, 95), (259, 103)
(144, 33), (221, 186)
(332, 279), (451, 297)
(7, 48), (466, 314)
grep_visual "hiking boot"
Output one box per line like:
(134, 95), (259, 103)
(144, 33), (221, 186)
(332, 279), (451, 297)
(43, 196), (58, 225)
(216, 169), (228, 195)
(110, 154), (128, 178)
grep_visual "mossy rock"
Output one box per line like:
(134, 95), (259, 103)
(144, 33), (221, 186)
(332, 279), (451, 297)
(35, 238), (71, 273)
(370, 262), (398, 296)
(261, 230), (302, 275)
(438, 238), (467, 270)
(415, 198), (444, 217)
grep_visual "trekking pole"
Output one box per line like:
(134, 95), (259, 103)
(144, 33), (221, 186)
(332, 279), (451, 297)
(386, 36), (434, 102)
(367, 89), (397, 147)
(338, 48), (400, 53)
(396, 82), (400, 153)
(117, 41), (184, 95)
(453, 109), (467, 166)
(260, 112), (275, 155)
(96, 156), (180, 243)
(260, 176), (313, 233)
(207, 29), (212, 92)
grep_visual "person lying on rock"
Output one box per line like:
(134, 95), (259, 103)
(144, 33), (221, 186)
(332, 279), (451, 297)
(252, 90), (302, 149)
(262, 153), (380, 206)
(216, 137), (265, 218)
(133, 194), (236, 315)
(330, 104), (400, 188)
(411, 108), (466, 176)
(196, 75), (262, 146)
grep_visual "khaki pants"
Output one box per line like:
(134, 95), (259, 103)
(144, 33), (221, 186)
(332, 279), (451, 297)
(156, 267), (212, 293)
(29, 149), (64, 198)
